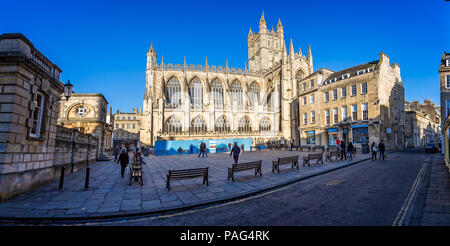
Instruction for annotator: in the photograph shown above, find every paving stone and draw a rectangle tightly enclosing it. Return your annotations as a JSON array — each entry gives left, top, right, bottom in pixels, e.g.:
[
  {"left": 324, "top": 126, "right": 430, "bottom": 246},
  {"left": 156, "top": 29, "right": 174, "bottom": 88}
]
[
  {"left": 142, "top": 200, "right": 162, "bottom": 209},
  {"left": 0, "top": 150, "right": 373, "bottom": 219}
]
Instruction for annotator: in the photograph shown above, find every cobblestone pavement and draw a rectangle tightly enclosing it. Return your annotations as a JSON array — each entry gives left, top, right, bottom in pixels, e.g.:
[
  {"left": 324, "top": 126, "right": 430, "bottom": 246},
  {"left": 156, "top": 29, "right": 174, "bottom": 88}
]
[
  {"left": 0, "top": 149, "right": 372, "bottom": 219},
  {"left": 419, "top": 155, "right": 450, "bottom": 226}
]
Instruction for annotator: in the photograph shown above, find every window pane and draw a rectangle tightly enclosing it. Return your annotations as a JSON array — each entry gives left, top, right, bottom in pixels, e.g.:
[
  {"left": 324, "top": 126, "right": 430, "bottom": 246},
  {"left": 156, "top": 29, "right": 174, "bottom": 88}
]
[
  {"left": 189, "top": 77, "right": 203, "bottom": 109},
  {"left": 212, "top": 79, "right": 224, "bottom": 108},
  {"left": 231, "top": 80, "right": 243, "bottom": 107},
  {"left": 166, "top": 77, "right": 182, "bottom": 108}
]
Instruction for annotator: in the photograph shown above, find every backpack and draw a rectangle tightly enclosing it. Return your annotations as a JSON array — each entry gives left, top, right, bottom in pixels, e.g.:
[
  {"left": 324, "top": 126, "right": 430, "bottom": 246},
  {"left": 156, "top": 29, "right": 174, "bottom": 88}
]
[{"left": 372, "top": 145, "right": 377, "bottom": 152}]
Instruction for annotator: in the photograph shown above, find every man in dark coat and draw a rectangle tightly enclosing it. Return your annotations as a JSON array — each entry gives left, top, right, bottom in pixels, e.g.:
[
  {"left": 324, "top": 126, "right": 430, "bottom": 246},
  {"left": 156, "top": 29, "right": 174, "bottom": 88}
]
[
  {"left": 340, "top": 139, "right": 347, "bottom": 160},
  {"left": 378, "top": 140, "right": 386, "bottom": 161},
  {"left": 117, "top": 149, "right": 129, "bottom": 178},
  {"left": 198, "top": 142, "right": 205, "bottom": 158},
  {"left": 230, "top": 142, "right": 241, "bottom": 164}
]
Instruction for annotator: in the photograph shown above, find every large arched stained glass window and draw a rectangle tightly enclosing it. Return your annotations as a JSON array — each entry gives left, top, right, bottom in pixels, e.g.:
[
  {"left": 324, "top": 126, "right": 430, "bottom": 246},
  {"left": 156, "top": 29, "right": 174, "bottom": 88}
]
[
  {"left": 231, "top": 80, "right": 243, "bottom": 107},
  {"left": 259, "top": 117, "right": 271, "bottom": 131},
  {"left": 215, "top": 115, "right": 230, "bottom": 133},
  {"left": 165, "top": 116, "right": 182, "bottom": 133},
  {"left": 211, "top": 79, "right": 224, "bottom": 109},
  {"left": 191, "top": 116, "right": 207, "bottom": 133},
  {"left": 165, "top": 77, "right": 182, "bottom": 109},
  {"left": 248, "top": 82, "right": 260, "bottom": 106},
  {"left": 238, "top": 116, "right": 251, "bottom": 132},
  {"left": 189, "top": 77, "right": 203, "bottom": 109}
]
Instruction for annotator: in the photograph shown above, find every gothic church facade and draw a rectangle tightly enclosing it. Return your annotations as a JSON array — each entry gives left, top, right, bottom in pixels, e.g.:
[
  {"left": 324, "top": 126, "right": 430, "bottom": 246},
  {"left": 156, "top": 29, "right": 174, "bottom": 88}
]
[{"left": 140, "top": 13, "right": 312, "bottom": 146}]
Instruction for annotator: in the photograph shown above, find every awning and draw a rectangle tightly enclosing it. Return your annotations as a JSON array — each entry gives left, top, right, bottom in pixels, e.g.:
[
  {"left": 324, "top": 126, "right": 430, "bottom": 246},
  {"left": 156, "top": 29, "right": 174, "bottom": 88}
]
[
  {"left": 352, "top": 125, "right": 368, "bottom": 129},
  {"left": 306, "top": 131, "right": 315, "bottom": 134},
  {"left": 326, "top": 128, "right": 338, "bottom": 132}
]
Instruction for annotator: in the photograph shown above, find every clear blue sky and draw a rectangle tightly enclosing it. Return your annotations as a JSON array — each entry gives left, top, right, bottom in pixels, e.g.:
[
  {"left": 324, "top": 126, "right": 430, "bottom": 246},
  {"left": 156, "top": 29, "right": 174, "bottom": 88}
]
[{"left": 1, "top": 0, "right": 448, "bottom": 112}]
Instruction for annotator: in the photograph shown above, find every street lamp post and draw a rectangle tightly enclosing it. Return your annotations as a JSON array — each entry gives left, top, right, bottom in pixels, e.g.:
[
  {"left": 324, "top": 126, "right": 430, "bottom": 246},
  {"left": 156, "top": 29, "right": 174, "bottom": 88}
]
[{"left": 47, "top": 80, "right": 74, "bottom": 150}]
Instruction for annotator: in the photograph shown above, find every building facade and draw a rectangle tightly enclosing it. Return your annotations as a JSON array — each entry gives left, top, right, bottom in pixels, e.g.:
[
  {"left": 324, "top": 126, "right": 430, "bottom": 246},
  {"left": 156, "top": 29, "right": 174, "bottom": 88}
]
[
  {"left": 141, "top": 14, "right": 313, "bottom": 146},
  {"left": 439, "top": 52, "right": 450, "bottom": 154},
  {"left": 58, "top": 93, "right": 113, "bottom": 153},
  {"left": 113, "top": 108, "right": 142, "bottom": 147},
  {"left": 0, "top": 33, "right": 65, "bottom": 200},
  {"left": 404, "top": 99, "right": 441, "bottom": 148},
  {"left": 297, "top": 52, "right": 405, "bottom": 150}
]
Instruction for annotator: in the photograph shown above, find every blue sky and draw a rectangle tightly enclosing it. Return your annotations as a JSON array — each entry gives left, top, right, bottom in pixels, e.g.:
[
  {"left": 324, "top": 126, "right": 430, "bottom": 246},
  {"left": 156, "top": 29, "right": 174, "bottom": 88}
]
[{"left": 1, "top": 0, "right": 448, "bottom": 112}]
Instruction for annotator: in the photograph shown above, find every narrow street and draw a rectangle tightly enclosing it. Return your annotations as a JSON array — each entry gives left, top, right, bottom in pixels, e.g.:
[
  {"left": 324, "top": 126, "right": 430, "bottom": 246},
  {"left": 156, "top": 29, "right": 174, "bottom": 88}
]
[{"left": 84, "top": 149, "right": 432, "bottom": 226}]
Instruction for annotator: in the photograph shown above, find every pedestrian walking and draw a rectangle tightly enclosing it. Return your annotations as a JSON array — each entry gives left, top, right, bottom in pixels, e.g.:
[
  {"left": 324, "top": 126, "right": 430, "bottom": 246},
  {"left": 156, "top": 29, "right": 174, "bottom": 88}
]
[
  {"left": 117, "top": 149, "right": 129, "bottom": 178},
  {"left": 230, "top": 142, "right": 241, "bottom": 164},
  {"left": 378, "top": 140, "right": 386, "bottom": 161},
  {"left": 189, "top": 144, "right": 193, "bottom": 154},
  {"left": 340, "top": 139, "right": 347, "bottom": 160},
  {"left": 241, "top": 143, "right": 245, "bottom": 152},
  {"left": 228, "top": 142, "right": 232, "bottom": 152},
  {"left": 198, "top": 142, "right": 206, "bottom": 158},
  {"left": 136, "top": 148, "right": 146, "bottom": 164},
  {"left": 336, "top": 138, "right": 340, "bottom": 147},
  {"left": 347, "top": 141, "right": 354, "bottom": 161},
  {"left": 114, "top": 145, "right": 120, "bottom": 161},
  {"left": 371, "top": 142, "right": 378, "bottom": 160}
]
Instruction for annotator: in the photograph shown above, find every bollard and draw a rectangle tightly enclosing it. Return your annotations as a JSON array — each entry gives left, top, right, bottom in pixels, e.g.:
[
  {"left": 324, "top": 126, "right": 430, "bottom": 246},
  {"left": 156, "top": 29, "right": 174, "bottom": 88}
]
[
  {"left": 84, "top": 167, "right": 90, "bottom": 189},
  {"left": 58, "top": 166, "right": 65, "bottom": 190}
]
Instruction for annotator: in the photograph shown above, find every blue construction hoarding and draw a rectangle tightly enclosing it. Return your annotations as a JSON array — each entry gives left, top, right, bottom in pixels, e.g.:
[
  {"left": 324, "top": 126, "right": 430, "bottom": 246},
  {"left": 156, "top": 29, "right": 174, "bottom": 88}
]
[{"left": 154, "top": 138, "right": 253, "bottom": 156}]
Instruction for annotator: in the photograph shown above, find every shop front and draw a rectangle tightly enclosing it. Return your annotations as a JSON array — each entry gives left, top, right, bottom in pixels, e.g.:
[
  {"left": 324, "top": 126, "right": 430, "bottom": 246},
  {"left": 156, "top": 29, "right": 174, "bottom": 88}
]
[
  {"left": 352, "top": 125, "right": 369, "bottom": 144},
  {"left": 326, "top": 128, "right": 338, "bottom": 146},
  {"left": 306, "top": 130, "right": 316, "bottom": 145}
]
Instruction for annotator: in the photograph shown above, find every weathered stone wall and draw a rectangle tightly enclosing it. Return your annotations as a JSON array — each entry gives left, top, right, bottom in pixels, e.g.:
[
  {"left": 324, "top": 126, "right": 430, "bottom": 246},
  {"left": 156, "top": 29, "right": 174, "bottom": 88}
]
[
  {"left": 54, "top": 125, "right": 98, "bottom": 171},
  {"left": 0, "top": 34, "right": 98, "bottom": 201}
]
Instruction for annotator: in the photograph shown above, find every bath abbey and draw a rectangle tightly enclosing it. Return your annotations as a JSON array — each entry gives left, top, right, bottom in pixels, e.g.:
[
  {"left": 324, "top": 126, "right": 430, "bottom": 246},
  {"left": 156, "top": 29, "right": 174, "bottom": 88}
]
[
  {"left": 140, "top": 13, "right": 406, "bottom": 150},
  {"left": 140, "top": 13, "right": 312, "bottom": 146}
]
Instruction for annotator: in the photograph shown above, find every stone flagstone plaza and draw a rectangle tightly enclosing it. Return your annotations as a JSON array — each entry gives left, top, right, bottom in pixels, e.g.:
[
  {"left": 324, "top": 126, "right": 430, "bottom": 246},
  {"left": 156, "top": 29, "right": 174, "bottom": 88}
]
[{"left": 0, "top": 149, "right": 372, "bottom": 219}]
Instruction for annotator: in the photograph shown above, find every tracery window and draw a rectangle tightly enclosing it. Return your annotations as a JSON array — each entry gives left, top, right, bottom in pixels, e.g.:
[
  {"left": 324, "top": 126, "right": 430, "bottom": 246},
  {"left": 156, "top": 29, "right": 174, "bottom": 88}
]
[
  {"left": 189, "top": 77, "right": 203, "bottom": 109},
  {"left": 211, "top": 79, "right": 224, "bottom": 109},
  {"left": 248, "top": 82, "right": 260, "bottom": 106},
  {"left": 165, "top": 116, "right": 182, "bottom": 133},
  {"left": 238, "top": 116, "right": 251, "bottom": 132},
  {"left": 191, "top": 116, "right": 207, "bottom": 133},
  {"left": 215, "top": 115, "right": 230, "bottom": 133},
  {"left": 231, "top": 80, "right": 243, "bottom": 108},
  {"left": 165, "top": 77, "right": 182, "bottom": 109},
  {"left": 259, "top": 117, "right": 271, "bottom": 132}
]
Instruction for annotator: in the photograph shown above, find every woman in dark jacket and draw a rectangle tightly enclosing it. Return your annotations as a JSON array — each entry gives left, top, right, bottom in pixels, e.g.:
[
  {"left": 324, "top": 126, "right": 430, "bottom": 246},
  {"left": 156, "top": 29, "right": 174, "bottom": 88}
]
[
  {"left": 371, "top": 142, "right": 378, "bottom": 160},
  {"left": 347, "top": 142, "right": 353, "bottom": 160},
  {"left": 117, "top": 149, "right": 129, "bottom": 178}
]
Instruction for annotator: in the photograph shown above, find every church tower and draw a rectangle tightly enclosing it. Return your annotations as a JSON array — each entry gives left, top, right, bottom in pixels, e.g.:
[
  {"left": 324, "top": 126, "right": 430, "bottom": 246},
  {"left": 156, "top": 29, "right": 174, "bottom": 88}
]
[{"left": 248, "top": 12, "right": 285, "bottom": 72}]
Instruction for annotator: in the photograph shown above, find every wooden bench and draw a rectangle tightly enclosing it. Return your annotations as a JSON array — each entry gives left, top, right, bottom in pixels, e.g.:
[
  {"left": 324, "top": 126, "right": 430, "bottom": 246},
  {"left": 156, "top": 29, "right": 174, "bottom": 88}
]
[
  {"left": 303, "top": 153, "right": 323, "bottom": 166},
  {"left": 272, "top": 156, "right": 299, "bottom": 173},
  {"left": 325, "top": 150, "right": 340, "bottom": 162},
  {"left": 312, "top": 146, "right": 325, "bottom": 152},
  {"left": 129, "top": 160, "right": 143, "bottom": 186},
  {"left": 227, "top": 160, "right": 262, "bottom": 182},
  {"left": 299, "top": 146, "right": 311, "bottom": 152},
  {"left": 166, "top": 167, "right": 209, "bottom": 191}
]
